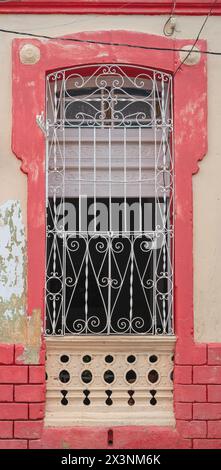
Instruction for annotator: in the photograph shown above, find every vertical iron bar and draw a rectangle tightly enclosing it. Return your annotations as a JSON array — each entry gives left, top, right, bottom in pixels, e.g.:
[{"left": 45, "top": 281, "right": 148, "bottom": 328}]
[
  {"left": 169, "top": 75, "right": 174, "bottom": 334},
  {"left": 129, "top": 241, "right": 134, "bottom": 333},
  {"left": 153, "top": 71, "right": 157, "bottom": 335},
  {"left": 45, "top": 76, "right": 49, "bottom": 334},
  {"left": 123, "top": 127, "right": 127, "bottom": 233},
  {"left": 85, "top": 236, "right": 89, "bottom": 333},
  {"left": 78, "top": 127, "right": 81, "bottom": 232},
  {"left": 62, "top": 72, "right": 66, "bottom": 335},
  {"left": 138, "top": 127, "right": 142, "bottom": 232},
  {"left": 108, "top": 128, "right": 112, "bottom": 333},
  {"left": 171, "top": 75, "right": 174, "bottom": 334},
  {"left": 109, "top": 127, "right": 112, "bottom": 232},
  {"left": 93, "top": 127, "right": 97, "bottom": 232},
  {"left": 107, "top": 235, "right": 111, "bottom": 335}
]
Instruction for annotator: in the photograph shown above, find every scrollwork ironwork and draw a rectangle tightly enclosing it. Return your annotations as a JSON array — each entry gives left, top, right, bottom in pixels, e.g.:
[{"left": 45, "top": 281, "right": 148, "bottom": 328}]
[{"left": 45, "top": 64, "right": 174, "bottom": 336}]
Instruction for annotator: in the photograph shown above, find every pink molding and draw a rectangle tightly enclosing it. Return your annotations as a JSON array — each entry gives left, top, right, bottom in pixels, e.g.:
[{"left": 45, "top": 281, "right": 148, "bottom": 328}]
[{"left": 1, "top": 1, "right": 221, "bottom": 15}]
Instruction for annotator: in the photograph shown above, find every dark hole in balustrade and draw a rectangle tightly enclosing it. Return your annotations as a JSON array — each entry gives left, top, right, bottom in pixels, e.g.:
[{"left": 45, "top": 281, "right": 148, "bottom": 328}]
[
  {"left": 105, "top": 355, "right": 114, "bottom": 364},
  {"left": 81, "top": 370, "right": 93, "bottom": 384},
  {"left": 59, "top": 370, "right": 70, "bottom": 384},
  {"left": 126, "top": 370, "right": 137, "bottom": 384},
  {"left": 104, "top": 370, "right": 115, "bottom": 384},
  {"left": 60, "top": 354, "right": 69, "bottom": 363},
  {"left": 149, "top": 355, "right": 158, "bottom": 363},
  {"left": 61, "top": 390, "right": 68, "bottom": 406},
  {"left": 148, "top": 369, "right": 159, "bottom": 384},
  {"left": 82, "top": 355, "right": 92, "bottom": 363},
  {"left": 83, "top": 389, "right": 91, "bottom": 405},
  {"left": 127, "top": 355, "right": 136, "bottom": 364}
]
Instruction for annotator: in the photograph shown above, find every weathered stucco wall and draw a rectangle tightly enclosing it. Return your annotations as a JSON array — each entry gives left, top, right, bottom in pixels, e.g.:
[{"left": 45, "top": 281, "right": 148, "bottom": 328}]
[
  {"left": 0, "top": 14, "right": 220, "bottom": 342},
  {"left": 0, "top": 200, "right": 26, "bottom": 329}
]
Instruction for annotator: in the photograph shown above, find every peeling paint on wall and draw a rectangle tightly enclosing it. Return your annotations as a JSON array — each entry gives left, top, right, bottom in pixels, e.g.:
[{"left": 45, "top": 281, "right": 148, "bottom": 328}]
[
  {"left": 15, "top": 308, "right": 42, "bottom": 364},
  {"left": 0, "top": 200, "right": 42, "bottom": 362},
  {"left": 0, "top": 199, "right": 26, "bottom": 320}
]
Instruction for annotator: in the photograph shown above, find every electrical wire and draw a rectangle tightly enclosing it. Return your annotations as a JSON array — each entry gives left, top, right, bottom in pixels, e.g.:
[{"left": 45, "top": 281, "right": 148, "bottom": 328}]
[
  {"left": 174, "top": 0, "right": 218, "bottom": 74},
  {"left": 0, "top": 1, "right": 220, "bottom": 67},
  {"left": 0, "top": 27, "right": 219, "bottom": 55}
]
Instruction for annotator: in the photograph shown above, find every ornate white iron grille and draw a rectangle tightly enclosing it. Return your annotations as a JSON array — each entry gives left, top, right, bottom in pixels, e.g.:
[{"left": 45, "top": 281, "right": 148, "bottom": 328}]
[{"left": 45, "top": 64, "right": 174, "bottom": 336}]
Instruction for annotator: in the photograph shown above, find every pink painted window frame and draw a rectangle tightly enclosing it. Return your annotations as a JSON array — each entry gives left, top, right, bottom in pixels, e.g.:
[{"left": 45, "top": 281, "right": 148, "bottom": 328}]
[{"left": 12, "top": 29, "right": 207, "bottom": 365}]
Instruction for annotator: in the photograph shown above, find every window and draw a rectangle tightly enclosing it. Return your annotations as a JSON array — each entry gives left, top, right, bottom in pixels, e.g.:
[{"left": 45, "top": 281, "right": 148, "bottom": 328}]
[
  {"left": 12, "top": 30, "right": 207, "bottom": 429},
  {"left": 46, "top": 64, "right": 174, "bottom": 336}
]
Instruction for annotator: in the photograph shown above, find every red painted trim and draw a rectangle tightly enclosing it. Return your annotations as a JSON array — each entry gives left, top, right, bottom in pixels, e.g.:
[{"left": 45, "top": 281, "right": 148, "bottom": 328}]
[
  {"left": 29, "top": 426, "right": 191, "bottom": 449},
  {"left": 1, "top": 1, "right": 221, "bottom": 15},
  {"left": 12, "top": 30, "right": 207, "bottom": 446}
]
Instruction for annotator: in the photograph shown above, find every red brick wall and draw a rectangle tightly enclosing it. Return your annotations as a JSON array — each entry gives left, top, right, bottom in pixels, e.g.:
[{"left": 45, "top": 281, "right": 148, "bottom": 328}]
[
  {"left": 175, "top": 344, "right": 221, "bottom": 449},
  {"left": 0, "top": 344, "right": 45, "bottom": 449},
  {"left": 1, "top": 342, "right": 221, "bottom": 449}
]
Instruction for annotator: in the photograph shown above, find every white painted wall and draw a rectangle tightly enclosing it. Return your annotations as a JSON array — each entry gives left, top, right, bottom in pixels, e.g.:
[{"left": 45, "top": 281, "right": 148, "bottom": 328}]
[{"left": 0, "top": 14, "right": 220, "bottom": 342}]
